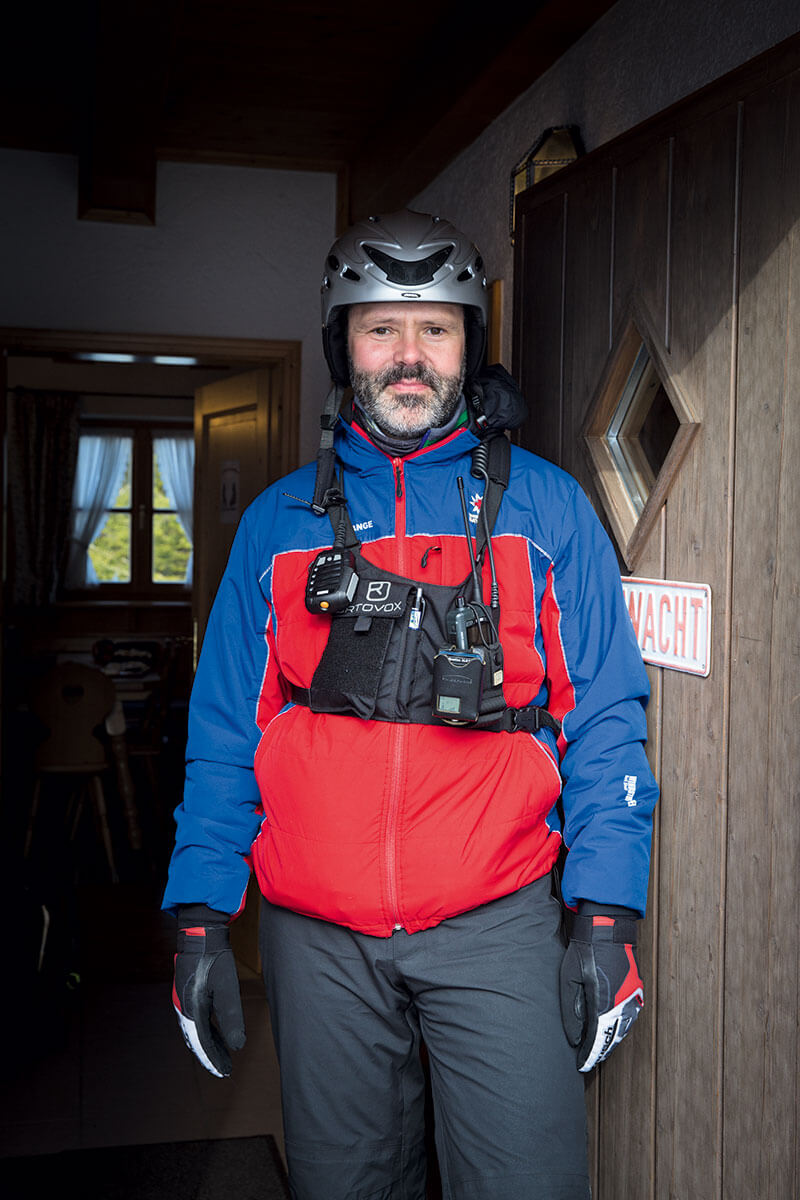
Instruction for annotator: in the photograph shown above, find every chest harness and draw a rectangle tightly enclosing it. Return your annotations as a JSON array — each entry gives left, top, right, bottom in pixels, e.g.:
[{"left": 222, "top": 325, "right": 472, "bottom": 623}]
[{"left": 290, "top": 432, "right": 561, "bottom": 738}]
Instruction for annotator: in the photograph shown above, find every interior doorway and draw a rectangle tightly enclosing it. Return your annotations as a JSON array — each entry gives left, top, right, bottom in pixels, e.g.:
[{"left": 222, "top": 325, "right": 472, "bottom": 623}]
[{"left": 1, "top": 327, "right": 300, "bottom": 877}]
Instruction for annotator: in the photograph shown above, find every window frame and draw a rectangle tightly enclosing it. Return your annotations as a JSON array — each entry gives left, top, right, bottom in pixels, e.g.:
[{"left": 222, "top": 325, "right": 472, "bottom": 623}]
[
  {"left": 581, "top": 306, "right": 701, "bottom": 571},
  {"left": 69, "top": 417, "right": 194, "bottom": 600}
]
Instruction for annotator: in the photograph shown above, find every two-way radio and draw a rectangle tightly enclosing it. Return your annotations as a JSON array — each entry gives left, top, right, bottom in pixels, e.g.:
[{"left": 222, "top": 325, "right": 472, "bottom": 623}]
[
  {"left": 432, "top": 475, "right": 504, "bottom": 725},
  {"left": 305, "top": 547, "right": 359, "bottom": 613},
  {"left": 302, "top": 489, "right": 360, "bottom": 614}
]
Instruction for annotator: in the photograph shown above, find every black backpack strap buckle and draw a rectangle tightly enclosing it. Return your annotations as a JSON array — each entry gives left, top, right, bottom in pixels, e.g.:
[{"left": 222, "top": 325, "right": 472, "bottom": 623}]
[{"left": 508, "top": 706, "right": 562, "bottom": 736}]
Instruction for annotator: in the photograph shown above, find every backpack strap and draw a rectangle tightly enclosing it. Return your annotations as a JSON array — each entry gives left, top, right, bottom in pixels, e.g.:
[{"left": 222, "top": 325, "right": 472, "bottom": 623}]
[
  {"left": 488, "top": 705, "right": 562, "bottom": 736},
  {"left": 323, "top": 469, "right": 360, "bottom": 551},
  {"left": 311, "top": 384, "right": 346, "bottom": 514},
  {"left": 472, "top": 433, "right": 510, "bottom": 560},
  {"left": 469, "top": 435, "right": 562, "bottom": 738}
]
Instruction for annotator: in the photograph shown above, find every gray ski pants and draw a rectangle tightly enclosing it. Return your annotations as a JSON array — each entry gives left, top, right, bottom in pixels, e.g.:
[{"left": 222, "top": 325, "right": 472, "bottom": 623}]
[{"left": 259, "top": 877, "right": 590, "bottom": 1200}]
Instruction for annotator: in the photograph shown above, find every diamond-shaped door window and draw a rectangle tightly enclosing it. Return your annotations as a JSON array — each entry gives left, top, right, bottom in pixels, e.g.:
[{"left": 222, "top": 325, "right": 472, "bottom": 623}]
[
  {"left": 583, "top": 315, "right": 699, "bottom": 569},
  {"left": 606, "top": 342, "right": 681, "bottom": 517}
]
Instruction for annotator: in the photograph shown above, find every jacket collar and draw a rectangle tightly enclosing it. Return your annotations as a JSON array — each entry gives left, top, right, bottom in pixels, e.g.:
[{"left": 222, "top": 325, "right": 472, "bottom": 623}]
[{"left": 334, "top": 411, "right": 479, "bottom": 472}]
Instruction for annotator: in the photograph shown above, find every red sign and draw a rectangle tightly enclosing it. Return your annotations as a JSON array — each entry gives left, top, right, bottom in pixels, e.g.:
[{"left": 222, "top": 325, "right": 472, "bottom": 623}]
[{"left": 621, "top": 577, "right": 711, "bottom": 677}]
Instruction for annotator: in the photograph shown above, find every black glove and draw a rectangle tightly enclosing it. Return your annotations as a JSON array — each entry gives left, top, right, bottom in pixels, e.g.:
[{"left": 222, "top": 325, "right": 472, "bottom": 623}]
[
  {"left": 559, "top": 902, "right": 644, "bottom": 1073},
  {"left": 172, "top": 905, "right": 245, "bottom": 1077}
]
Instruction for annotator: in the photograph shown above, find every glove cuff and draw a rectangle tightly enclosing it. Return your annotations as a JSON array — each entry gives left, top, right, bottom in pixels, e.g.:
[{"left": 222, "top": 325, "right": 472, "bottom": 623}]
[
  {"left": 177, "top": 904, "right": 231, "bottom": 929},
  {"left": 176, "top": 924, "right": 233, "bottom": 956},
  {"left": 571, "top": 910, "right": 639, "bottom": 946}
]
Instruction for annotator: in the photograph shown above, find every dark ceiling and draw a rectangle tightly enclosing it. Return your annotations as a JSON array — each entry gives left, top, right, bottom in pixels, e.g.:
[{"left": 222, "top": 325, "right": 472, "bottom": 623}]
[{"left": 2, "top": 0, "right": 614, "bottom": 224}]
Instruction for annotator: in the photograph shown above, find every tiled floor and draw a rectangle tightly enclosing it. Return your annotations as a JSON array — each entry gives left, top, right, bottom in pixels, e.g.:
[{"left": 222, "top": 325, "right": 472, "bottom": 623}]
[{"left": 0, "top": 873, "right": 285, "bottom": 1165}]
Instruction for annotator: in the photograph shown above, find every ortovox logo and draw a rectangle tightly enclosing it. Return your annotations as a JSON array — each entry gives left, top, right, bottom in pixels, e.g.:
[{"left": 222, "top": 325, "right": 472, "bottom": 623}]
[
  {"left": 366, "top": 581, "right": 392, "bottom": 602},
  {"left": 345, "top": 578, "right": 404, "bottom": 617},
  {"left": 623, "top": 774, "right": 638, "bottom": 807},
  {"left": 469, "top": 492, "right": 483, "bottom": 525}
]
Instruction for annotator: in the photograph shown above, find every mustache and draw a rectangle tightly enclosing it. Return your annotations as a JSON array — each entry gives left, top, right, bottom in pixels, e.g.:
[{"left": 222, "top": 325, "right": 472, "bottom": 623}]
[{"left": 375, "top": 362, "right": 442, "bottom": 390}]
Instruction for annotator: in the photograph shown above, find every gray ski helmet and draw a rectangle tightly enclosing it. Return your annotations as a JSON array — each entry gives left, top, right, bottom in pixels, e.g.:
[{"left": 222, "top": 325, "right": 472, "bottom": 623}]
[{"left": 321, "top": 209, "right": 489, "bottom": 387}]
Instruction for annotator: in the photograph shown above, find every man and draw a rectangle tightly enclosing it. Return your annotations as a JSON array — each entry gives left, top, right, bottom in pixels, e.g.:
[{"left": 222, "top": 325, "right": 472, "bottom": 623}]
[{"left": 164, "top": 210, "right": 658, "bottom": 1200}]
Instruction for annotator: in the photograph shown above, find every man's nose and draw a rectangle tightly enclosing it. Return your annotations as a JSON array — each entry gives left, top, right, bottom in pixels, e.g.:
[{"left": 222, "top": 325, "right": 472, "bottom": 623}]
[{"left": 393, "top": 330, "right": 423, "bottom": 364}]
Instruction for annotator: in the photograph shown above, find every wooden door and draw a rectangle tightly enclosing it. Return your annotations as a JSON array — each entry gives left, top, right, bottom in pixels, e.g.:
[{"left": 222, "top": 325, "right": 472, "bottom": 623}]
[
  {"left": 193, "top": 365, "right": 298, "bottom": 972},
  {"left": 513, "top": 32, "right": 800, "bottom": 1200},
  {"left": 193, "top": 365, "right": 296, "bottom": 659}
]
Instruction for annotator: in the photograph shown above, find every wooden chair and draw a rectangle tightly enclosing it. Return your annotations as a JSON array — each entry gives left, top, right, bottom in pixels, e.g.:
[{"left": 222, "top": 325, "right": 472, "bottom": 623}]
[
  {"left": 122, "top": 639, "right": 175, "bottom": 795},
  {"left": 25, "top": 662, "right": 121, "bottom": 881}
]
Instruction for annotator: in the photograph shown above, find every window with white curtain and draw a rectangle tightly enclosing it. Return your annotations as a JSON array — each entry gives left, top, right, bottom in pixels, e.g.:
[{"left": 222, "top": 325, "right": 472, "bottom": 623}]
[{"left": 68, "top": 425, "right": 194, "bottom": 594}]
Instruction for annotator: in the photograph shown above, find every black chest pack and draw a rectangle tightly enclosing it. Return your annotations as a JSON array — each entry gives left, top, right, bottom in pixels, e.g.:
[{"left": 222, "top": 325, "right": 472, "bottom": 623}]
[{"left": 290, "top": 435, "right": 560, "bottom": 738}]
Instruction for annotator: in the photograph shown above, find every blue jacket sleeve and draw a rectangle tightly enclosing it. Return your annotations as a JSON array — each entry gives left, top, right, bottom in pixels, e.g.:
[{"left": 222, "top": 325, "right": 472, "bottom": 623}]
[
  {"left": 162, "top": 504, "right": 275, "bottom": 915},
  {"left": 548, "top": 484, "right": 658, "bottom": 917}
]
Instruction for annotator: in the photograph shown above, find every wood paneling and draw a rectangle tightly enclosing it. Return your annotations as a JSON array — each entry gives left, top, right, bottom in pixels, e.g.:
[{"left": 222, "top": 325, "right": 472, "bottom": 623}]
[
  {"left": 513, "top": 38, "right": 800, "bottom": 1200},
  {"left": 612, "top": 139, "right": 671, "bottom": 348},
  {"left": 658, "top": 97, "right": 740, "bottom": 1200},
  {"left": 512, "top": 192, "right": 565, "bottom": 465},
  {"left": 724, "top": 70, "right": 800, "bottom": 1198},
  {"left": 560, "top": 169, "right": 614, "bottom": 492},
  {"left": 594, "top": 119, "right": 674, "bottom": 1200}
]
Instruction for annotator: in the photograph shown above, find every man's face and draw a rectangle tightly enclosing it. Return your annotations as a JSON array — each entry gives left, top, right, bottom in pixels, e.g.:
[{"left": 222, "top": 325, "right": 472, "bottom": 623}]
[{"left": 347, "top": 302, "right": 466, "bottom": 439}]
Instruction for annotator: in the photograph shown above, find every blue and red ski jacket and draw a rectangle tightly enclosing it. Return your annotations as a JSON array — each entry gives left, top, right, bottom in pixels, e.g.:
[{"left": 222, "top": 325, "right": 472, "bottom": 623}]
[{"left": 163, "top": 416, "right": 657, "bottom": 935}]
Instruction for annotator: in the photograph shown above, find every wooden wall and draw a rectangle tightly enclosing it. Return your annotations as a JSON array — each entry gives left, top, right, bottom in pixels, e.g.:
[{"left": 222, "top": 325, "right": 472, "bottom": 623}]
[{"left": 513, "top": 33, "right": 800, "bottom": 1200}]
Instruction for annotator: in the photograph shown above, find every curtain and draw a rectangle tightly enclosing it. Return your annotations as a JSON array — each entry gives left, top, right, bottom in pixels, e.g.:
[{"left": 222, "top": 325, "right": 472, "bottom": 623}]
[
  {"left": 66, "top": 434, "right": 130, "bottom": 588},
  {"left": 154, "top": 433, "right": 194, "bottom": 583},
  {"left": 7, "top": 389, "right": 80, "bottom": 606}
]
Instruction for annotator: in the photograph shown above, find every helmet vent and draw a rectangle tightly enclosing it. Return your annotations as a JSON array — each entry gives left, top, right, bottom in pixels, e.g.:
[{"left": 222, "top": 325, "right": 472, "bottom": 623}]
[
  {"left": 342, "top": 267, "right": 361, "bottom": 281},
  {"left": 327, "top": 255, "right": 340, "bottom": 270},
  {"left": 457, "top": 256, "right": 484, "bottom": 283},
  {"left": 365, "top": 245, "right": 452, "bottom": 286}
]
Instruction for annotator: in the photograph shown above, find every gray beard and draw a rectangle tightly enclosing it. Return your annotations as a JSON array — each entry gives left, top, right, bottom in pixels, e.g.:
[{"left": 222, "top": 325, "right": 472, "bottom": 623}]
[{"left": 348, "top": 355, "right": 466, "bottom": 439}]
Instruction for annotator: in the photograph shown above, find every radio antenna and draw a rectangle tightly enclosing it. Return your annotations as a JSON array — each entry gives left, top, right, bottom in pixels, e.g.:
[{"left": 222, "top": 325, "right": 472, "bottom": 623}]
[
  {"left": 457, "top": 476, "right": 483, "bottom": 602},
  {"left": 471, "top": 459, "right": 500, "bottom": 613}
]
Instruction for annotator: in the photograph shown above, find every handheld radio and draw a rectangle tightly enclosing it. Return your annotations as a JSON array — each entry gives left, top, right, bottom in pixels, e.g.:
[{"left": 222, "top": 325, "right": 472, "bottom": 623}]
[
  {"left": 432, "top": 476, "right": 503, "bottom": 725},
  {"left": 303, "top": 489, "right": 360, "bottom": 614},
  {"left": 305, "top": 547, "right": 359, "bottom": 613}
]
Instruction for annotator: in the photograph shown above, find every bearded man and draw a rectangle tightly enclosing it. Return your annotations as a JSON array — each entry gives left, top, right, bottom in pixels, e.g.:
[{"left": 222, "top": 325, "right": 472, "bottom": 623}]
[{"left": 164, "top": 210, "right": 657, "bottom": 1200}]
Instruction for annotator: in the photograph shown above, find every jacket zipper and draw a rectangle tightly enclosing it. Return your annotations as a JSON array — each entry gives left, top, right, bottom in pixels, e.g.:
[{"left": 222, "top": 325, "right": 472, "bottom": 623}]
[
  {"left": 392, "top": 459, "right": 409, "bottom": 575},
  {"left": 385, "top": 720, "right": 405, "bottom": 930},
  {"left": 394, "top": 459, "right": 403, "bottom": 500},
  {"left": 386, "top": 457, "right": 408, "bottom": 929}
]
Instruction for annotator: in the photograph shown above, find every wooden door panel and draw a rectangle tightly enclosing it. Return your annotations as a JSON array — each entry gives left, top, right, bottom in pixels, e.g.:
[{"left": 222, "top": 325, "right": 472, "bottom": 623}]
[
  {"left": 592, "top": 135, "right": 672, "bottom": 1200},
  {"left": 612, "top": 139, "right": 671, "bottom": 346},
  {"left": 723, "top": 71, "right": 800, "bottom": 1199},
  {"left": 513, "top": 36, "right": 800, "bottom": 1200},
  {"left": 194, "top": 367, "right": 277, "bottom": 657},
  {"left": 513, "top": 191, "right": 565, "bottom": 465},
  {"left": 762, "top": 210, "right": 800, "bottom": 1199},
  {"left": 651, "top": 99, "right": 740, "bottom": 1200},
  {"left": 561, "top": 168, "right": 614, "bottom": 494},
  {"left": 600, "top": 143, "right": 671, "bottom": 1199}
]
